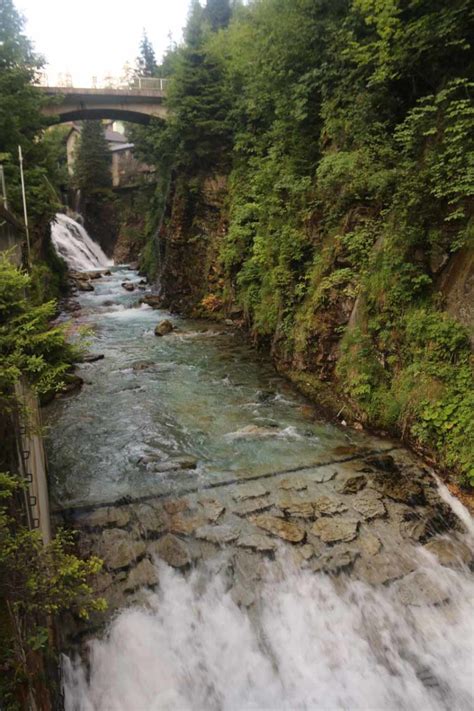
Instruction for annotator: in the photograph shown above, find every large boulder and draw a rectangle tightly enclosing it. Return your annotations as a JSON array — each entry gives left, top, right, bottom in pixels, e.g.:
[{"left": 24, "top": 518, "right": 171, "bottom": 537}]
[{"left": 154, "top": 320, "right": 174, "bottom": 337}]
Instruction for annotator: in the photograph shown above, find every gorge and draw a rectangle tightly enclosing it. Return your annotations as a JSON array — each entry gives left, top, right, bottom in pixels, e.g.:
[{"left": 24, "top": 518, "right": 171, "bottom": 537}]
[{"left": 44, "top": 262, "right": 473, "bottom": 711}]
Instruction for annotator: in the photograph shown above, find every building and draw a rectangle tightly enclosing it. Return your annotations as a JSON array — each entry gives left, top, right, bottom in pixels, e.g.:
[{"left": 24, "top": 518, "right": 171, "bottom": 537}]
[{"left": 65, "top": 121, "right": 154, "bottom": 188}]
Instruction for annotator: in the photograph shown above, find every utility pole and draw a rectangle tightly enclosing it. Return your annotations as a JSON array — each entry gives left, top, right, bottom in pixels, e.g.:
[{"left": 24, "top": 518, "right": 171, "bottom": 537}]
[
  {"left": 0, "top": 164, "right": 7, "bottom": 209},
  {"left": 18, "top": 145, "right": 31, "bottom": 263}
]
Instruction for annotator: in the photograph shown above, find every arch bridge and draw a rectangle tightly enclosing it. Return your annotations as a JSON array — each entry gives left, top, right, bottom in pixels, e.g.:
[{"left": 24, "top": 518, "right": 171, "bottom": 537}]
[{"left": 40, "top": 80, "right": 168, "bottom": 125}]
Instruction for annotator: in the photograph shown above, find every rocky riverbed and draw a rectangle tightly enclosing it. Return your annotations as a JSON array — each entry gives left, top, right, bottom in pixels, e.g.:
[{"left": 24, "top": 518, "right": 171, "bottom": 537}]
[{"left": 45, "top": 268, "right": 474, "bottom": 710}]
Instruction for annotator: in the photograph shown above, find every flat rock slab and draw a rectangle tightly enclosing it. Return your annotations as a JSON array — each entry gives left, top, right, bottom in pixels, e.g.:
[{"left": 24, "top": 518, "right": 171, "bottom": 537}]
[
  {"left": 124, "top": 559, "right": 158, "bottom": 591},
  {"left": 237, "top": 533, "right": 276, "bottom": 552},
  {"left": 311, "top": 518, "right": 359, "bottom": 544},
  {"left": 77, "top": 506, "right": 130, "bottom": 529},
  {"left": 148, "top": 534, "right": 191, "bottom": 568},
  {"left": 423, "top": 538, "right": 473, "bottom": 568},
  {"left": 278, "top": 476, "right": 308, "bottom": 491},
  {"left": 352, "top": 490, "right": 386, "bottom": 520},
  {"left": 233, "top": 482, "right": 270, "bottom": 501},
  {"left": 358, "top": 532, "right": 382, "bottom": 556},
  {"left": 195, "top": 524, "right": 241, "bottom": 545},
  {"left": 250, "top": 514, "right": 305, "bottom": 543},
  {"left": 232, "top": 496, "right": 272, "bottom": 516},
  {"left": 336, "top": 475, "right": 367, "bottom": 495},
  {"left": 353, "top": 553, "right": 414, "bottom": 586},
  {"left": 275, "top": 494, "right": 314, "bottom": 519},
  {"left": 133, "top": 503, "right": 166, "bottom": 534},
  {"left": 371, "top": 474, "right": 425, "bottom": 506},
  {"left": 393, "top": 571, "right": 449, "bottom": 606},
  {"left": 313, "top": 496, "right": 348, "bottom": 516},
  {"left": 98, "top": 529, "right": 146, "bottom": 570},
  {"left": 168, "top": 514, "right": 207, "bottom": 536},
  {"left": 311, "top": 548, "right": 358, "bottom": 574},
  {"left": 198, "top": 498, "right": 225, "bottom": 522}
]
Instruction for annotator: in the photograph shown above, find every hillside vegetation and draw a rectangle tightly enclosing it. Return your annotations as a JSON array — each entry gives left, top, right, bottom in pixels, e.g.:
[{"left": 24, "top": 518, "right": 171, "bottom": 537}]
[{"left": 135, "top": 0, "right": 474, "bottom": 484}]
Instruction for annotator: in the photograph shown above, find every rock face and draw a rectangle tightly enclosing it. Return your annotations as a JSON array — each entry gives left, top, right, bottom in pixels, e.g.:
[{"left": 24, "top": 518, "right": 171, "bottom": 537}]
[
  {"left": 142, "top": 294, "right": 163, "bottom": 309},
  {"left": 195, "top": 524, "right": 241, "bottom": 544},
  {"left": 313, "top": 496, "right": 348, "bottom": 516},
  {"left": 250, "top": 514, "right": 305, "bottom": 542},
  {"left": 124, "top": 559, "right": 158, "bottom": 591},
  {"left": 154, "top": 319, "right": 174, "bottom": 336}
]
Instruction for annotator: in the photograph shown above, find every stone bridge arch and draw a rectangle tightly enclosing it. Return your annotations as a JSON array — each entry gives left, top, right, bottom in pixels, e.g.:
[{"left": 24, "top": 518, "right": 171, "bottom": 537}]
[{"left": 40, "top": 86, "right": 168, "bottom": 125}]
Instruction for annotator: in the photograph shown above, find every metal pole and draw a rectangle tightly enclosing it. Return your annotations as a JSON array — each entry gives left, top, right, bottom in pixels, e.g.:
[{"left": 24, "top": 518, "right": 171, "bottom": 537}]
[
  {"left": 0, "top": 164, "right": 7, "bottom": 209},
  {"left": 18, "top": 145, "right": 31, "bottom": 263}
]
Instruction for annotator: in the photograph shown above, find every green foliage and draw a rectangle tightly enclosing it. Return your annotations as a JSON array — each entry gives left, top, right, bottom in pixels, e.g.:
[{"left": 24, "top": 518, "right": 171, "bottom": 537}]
[
  {"left": 137, "top": 0, "right": 474, "bottom": 482},
  {"left": 74, "top": 121, "right": 112, "bottom": 195},
  {"left": 136, "top": 30, "right": 157, "bottom": 77},
  {"left": 0, "top": 472, "right": 105, "bottom": 707},
  {"left": 0, "top": 253, "right": 77, "bottom": 404}
]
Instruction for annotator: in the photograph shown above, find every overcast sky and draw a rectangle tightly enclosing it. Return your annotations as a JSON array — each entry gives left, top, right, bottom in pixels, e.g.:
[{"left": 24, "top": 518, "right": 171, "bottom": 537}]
[{"left": 18, "top": 0, "right": 192, "bottom": 86}]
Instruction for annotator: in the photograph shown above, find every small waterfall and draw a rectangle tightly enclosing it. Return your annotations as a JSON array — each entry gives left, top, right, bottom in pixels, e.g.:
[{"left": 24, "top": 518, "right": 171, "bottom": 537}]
[{"left": 51, "top": 213, "right": 113, "bottom": 272}]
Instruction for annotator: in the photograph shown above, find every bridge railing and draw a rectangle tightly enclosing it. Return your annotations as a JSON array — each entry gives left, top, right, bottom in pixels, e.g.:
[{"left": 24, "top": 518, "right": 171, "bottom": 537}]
[
  {"left": 131, "top": 77, "right": 169, "bottom": 92},
  {"left": 37, "top": 71, "right": 169, "bottom": 92}
]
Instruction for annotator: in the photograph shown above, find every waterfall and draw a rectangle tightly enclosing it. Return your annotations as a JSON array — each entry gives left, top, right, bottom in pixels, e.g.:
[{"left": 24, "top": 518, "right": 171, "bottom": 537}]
[{"left": 51, "top": 213, "right": 113, "bottom": 272}]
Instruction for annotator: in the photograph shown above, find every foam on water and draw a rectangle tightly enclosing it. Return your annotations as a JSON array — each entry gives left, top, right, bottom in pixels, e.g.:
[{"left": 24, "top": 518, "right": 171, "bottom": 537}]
[
  {"left": 51, "top": 214, "right": 113, "bottom": 272},
  {"left": 63, "top": 543, "right": 473, "bottom": 711}
]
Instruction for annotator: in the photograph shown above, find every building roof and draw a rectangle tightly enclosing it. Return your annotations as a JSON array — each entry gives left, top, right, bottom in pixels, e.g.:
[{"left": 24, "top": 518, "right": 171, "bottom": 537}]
[
  {"left": 109, "top": 142, "right": 134, "bottom": 153},
  {"left": 104, "top": 128, "right": 127, "bottom": 144}
]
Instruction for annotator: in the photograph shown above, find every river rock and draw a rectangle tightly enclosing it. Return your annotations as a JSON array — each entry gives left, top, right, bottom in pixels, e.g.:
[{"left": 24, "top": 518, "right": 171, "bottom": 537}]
[
  {"left": 154, "top": 320, "right": 174, "bottom": 336},
  {"left": 232, "top": 495, "right": 272, "bottom": 516},
  {"left": 133, "top": 503, "right": 166, "bottom": 534},
  {"left": 77, "top": 506, "right": 130, "bottom": 529},
  {"left": 358, "top": 531, "right": 382, "bottom": 556},
  {"left": 371, "top": 473, "right": 425, "bottom": 506},
  {"left": 148, "top": 534, "right": 191, "bottom": 568},
  {"left": 311, "top": 518, "right": 358, "bottom": 543},
  {"left": 399, "top": 516, "right": 429, "bottom": 541},
  {"left": 233, "top": 482, "right": 270, "bottom": 501},
  {"left": 423, "top": 538, "right": 472, "bottom": 568},
  {"left": 250, "top": 514, "right": 305, "bottom": 543},
  {"left": 393, "top": 571, "right": 449, "bottom": 606},
  {"left": 81, "top": 353, "right": 105, "bottom": 363},
  {"left": 226, "top": 425, "right": 281, "bottom": 440},
  {"left": 122, "top": 281, "right": 135, "bottom": 291},
  {"left": 313, "top": 496, "right": 348, "bottom": 516},
  {"left": 124, "top": 558, "right": 158, "bottom": 591},
  {"left": 278, "top": 476, "right": 308, "bottom": 491},
  {"left": 171, "top": 455, "right": 198, "bottom": 470},
  {"left": 164, "top": 499, "right": 189, "bottom": 515},
  {"left": 98, "top": 529, "right": 146, "bottom": 570},
  {"left": 198, "top": 498, "right": 225, "bottom": 522},
  {"left": 311, "top": 548, "right": 358, "bottom": 574},
  {"left": 353, "top": 553, "right": 414, "bottom": 585},
  {"left": 195, "top": 524, "right": 241, "bottom": 544},
  {"left": 337, "top": 475, "right": 367, "bottom": 495},
  {"left": 168, "top": 513, "right": 207, "bottom": 536},
  {"left": 352, "top": 490, "right": 386, "bottom": 520},
  {"left": 230, "top": 583, "right": 255, "bottom": 608},
  {"left": 142, "top": 294, "right": 162, "bottom": 309},
  {"left": 276, "top": 494, "right": 314, "bottom": 519},
  {"left": 76, "top": 280, "right": 94, "bottom": 292},
  {"left": 237, "top": 533, "right": 276, "bottom": 552}
]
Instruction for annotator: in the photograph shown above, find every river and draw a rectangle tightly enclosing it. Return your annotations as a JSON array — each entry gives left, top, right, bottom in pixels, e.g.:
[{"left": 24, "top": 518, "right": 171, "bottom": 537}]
[{"left": 44, "top": 265, "right": 474, "bottom": 711}]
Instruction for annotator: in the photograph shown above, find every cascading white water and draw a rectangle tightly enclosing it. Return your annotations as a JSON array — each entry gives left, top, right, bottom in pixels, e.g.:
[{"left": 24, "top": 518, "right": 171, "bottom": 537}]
[
  {"left": 62, "top": 547, "right": 473, "bottom": 711},
  {"left": 51, "top": 213, "right": 113, "bottom": 272}
]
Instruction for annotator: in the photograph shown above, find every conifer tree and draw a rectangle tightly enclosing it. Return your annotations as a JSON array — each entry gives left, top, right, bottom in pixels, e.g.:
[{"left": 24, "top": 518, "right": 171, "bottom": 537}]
[
  {"left": 137, "top": 30, "right": 157, "bottom": 77},
  {"left": 74, "top": 122, "right": 111, "bottom": 194},
  {"left": 204, "top": 0, "right": 232, "bottom": 31}
]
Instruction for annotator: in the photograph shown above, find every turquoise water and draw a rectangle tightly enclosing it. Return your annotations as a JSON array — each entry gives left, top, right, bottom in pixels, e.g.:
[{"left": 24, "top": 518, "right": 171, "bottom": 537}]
[{"left": 45, "top": 267, "right": 371, "bottom": 509}]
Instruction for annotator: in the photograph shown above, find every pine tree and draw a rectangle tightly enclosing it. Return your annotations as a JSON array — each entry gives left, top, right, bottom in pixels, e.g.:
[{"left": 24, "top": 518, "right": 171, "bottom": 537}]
[
  {"left": 74, "top": 122, "right": 111, "bottom": 194},
  {"left": 136, "top": 30, "right": 157, "bottom": 77},
  {"left": 204, "top": 0, "right": 232, "bottom": 31}
]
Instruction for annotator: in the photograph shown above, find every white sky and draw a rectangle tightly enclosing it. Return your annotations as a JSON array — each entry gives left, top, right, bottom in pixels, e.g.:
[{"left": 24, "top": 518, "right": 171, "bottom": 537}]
[{"left": 18, "top": 0, "right": 192, "bottom": 87}]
